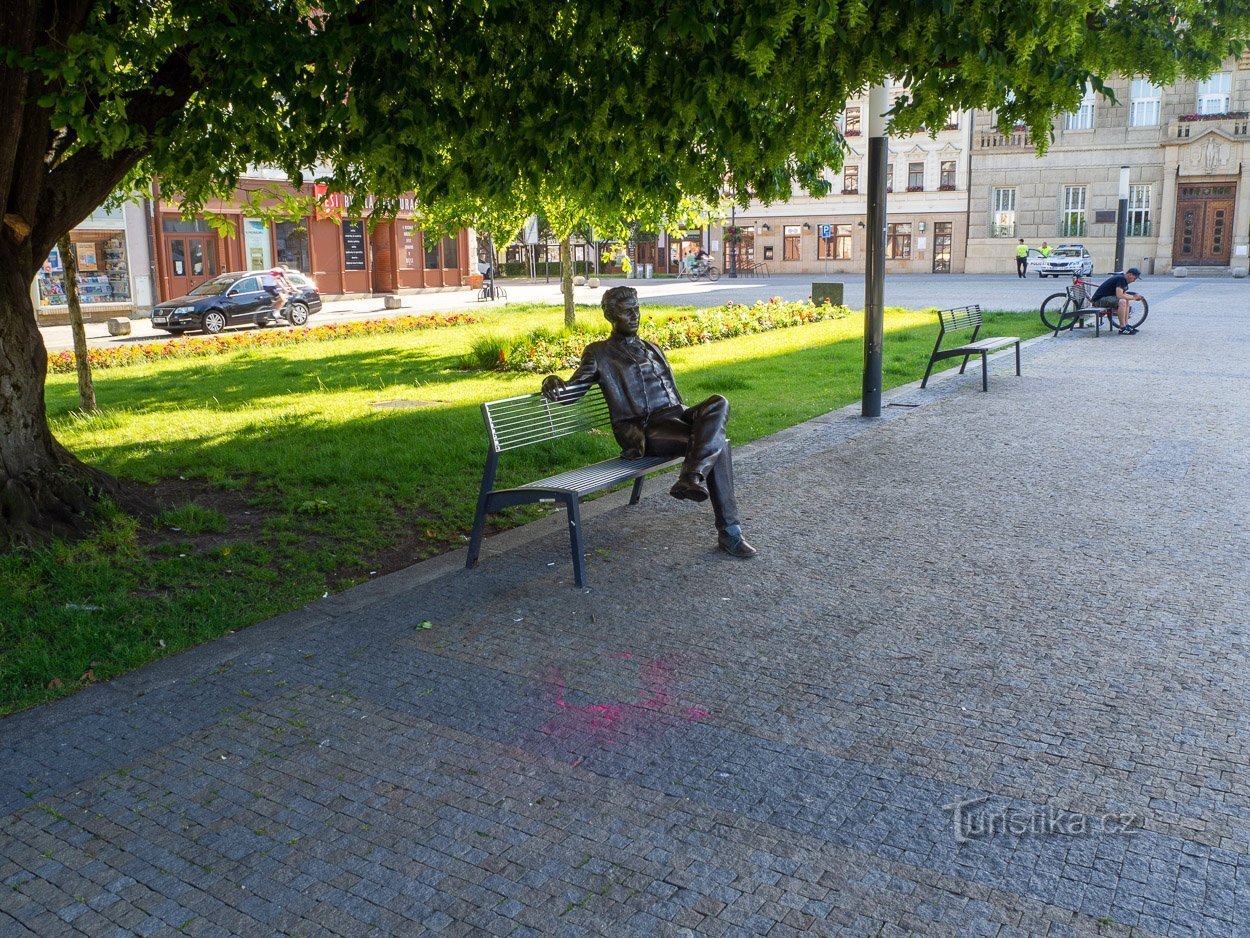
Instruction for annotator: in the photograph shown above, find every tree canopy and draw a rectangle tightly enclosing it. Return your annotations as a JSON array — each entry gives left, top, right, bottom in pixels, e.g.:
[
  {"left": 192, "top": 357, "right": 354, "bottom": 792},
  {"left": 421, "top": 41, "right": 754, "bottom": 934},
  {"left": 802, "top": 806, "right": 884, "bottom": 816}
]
[{"left": 1, "top": 0, "right": 1247, "bottom": 541}]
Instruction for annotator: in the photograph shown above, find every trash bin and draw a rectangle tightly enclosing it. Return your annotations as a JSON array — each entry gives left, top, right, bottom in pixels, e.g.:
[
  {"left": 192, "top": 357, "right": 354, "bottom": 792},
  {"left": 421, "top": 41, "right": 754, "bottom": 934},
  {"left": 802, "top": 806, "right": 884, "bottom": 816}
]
[
  {"left": 1140, "top": 257, "right": 1154, "bottom": 275},
  {"left": 643, "top": 263, "right": 654, "bottom": 279},
  {"left": 812, "top": 282, "right": 844, "bottom": 306}
]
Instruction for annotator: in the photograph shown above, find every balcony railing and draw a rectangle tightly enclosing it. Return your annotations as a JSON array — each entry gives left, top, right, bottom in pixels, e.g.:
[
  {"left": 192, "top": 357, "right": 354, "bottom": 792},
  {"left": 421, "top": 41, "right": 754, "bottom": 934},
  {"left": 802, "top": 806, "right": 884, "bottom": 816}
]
[
  {"left": 977, "top": 129, "right": 1032, "bottom": 149},
  {"left": 1172, "top": 115, "right": 1249, "bottom": 138}
]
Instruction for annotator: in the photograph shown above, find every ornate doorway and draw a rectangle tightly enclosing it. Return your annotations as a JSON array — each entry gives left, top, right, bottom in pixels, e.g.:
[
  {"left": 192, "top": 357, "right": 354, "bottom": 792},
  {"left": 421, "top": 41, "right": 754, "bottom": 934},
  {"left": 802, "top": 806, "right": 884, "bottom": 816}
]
[{"left": 1173, "top": 181, "right": 1236, "bottom": 267}]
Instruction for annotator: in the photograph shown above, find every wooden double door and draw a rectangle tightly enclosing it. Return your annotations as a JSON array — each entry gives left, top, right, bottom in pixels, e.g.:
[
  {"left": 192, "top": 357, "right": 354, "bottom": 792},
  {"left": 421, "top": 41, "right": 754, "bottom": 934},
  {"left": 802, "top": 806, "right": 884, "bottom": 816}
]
[{"left": 1173, "top": 182, "right": 1235, "bottom": 267}]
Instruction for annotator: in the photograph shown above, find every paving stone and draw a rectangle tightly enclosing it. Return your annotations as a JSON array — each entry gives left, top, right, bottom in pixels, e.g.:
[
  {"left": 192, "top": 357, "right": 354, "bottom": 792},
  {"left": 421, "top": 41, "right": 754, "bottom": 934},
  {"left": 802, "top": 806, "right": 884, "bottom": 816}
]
[{"left": 2, "top": 312, "right": 1249, "bottom": 934}]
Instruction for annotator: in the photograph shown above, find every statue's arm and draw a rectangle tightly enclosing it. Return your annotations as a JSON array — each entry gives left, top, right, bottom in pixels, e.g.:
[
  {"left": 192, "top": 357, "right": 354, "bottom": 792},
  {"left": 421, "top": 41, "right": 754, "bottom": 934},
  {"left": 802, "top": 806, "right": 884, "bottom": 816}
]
[{"left": 541, "top": 348, "right": 598, "bottom": 402}]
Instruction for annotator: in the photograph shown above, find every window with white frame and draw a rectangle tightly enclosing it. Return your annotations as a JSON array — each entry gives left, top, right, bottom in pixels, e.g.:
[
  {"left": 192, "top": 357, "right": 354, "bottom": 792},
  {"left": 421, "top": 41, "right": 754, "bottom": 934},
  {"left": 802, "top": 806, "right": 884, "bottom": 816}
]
[
  {"left": 907, "top": 162, "right": 925, "bottom": 191},
  {"left": 1064, "top": 85, "right": 1096, "bottom": 130},
  {"left": 1197, "top": 72, "right": 1232, "bottom": 115},
  {"left": 843, "top": 107, "right": 862, "bottom": 136},
  {"left": 940, "top": 160, "right": 957, "bottom": 190},
  {"left": 1127, "top": 185, "right": 1151, "bottom": 237},
  {"left": 1129, "top": 80, "right": 1161, "bottom": 127},
  {"left": 990, "top": 187, "right": 1016, "bottom": 238},
  {"left": 1061, "top": 186, "right": 1087, "bottom": 238}
]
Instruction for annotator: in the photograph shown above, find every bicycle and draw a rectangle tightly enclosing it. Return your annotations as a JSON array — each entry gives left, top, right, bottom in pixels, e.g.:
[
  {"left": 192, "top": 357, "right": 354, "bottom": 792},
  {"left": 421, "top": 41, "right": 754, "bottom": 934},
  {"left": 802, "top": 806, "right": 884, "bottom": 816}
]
[
  {"left": 1039, "top": 276, "right": 1148, "bottom": 335},
  {"left": 677, "top": 262, "right": 721, "bottom": 282}
]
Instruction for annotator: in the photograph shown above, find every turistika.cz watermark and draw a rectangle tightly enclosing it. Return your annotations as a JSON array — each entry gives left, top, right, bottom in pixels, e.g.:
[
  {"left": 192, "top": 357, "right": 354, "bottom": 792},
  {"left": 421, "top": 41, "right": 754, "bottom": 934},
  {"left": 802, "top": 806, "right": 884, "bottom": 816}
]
[{"left": 943, "top": 796, "right": 1141, "bottom": 844}]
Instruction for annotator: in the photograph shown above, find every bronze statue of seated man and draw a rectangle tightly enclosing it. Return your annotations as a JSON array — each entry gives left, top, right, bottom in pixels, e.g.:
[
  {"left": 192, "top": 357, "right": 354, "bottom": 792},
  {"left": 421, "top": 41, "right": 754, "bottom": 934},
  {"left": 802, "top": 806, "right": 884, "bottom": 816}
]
[{"left": 540, "top": 285, "right": 756, "bottom": 558}]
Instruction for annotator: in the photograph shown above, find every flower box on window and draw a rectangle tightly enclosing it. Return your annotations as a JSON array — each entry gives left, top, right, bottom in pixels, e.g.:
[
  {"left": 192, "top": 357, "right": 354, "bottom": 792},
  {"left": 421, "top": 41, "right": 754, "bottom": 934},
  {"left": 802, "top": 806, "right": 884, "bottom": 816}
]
[
  {"left": 938, "top": 183, "right": 957, "bottom": 191},
  {"left": 906, "top": 185, "right": 924, "bottom": 192},
  {"left": 841, "top": 187, "right": 858, "bottom": 195},
  {"left": 843, "top": 129, "right": 861, "bottom": 137},
  {"left": 1178, "top": 111, "right": 1248, "bottom": 122}
]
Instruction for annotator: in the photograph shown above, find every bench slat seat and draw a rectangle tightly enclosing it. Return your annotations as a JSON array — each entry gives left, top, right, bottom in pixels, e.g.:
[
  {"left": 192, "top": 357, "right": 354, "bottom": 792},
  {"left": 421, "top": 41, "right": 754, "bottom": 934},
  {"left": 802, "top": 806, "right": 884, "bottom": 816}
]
[
  {"left": 467, "top": 385, "right": 690, "bottom": 587},
  {"left": 921, "top": 304, "right": 1021, "bottom": 392},
  {"left": 520, "top": 455, "right": 680, "bottom": 496}
]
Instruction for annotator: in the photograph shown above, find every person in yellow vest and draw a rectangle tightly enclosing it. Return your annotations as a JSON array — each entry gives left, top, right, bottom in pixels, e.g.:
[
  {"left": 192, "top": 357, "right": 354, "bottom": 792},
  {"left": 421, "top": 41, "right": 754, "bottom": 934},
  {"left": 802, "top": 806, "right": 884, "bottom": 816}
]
[
  {"left": 1040, "top": 241, "right": 1051, "bottom": 257},
  {"left": 1016, "top": 239, "right": 1029, "bottom": 278}
]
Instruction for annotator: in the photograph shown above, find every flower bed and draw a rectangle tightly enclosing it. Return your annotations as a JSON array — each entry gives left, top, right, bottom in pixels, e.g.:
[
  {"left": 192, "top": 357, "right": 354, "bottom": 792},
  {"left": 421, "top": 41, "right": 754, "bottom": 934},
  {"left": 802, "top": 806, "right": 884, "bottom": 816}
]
[
  {"left": 48, "top": 313, "right": 481, "bottom": 374},
  {"left": 496, "top": 298, "right": 851, "bottom": 373}
]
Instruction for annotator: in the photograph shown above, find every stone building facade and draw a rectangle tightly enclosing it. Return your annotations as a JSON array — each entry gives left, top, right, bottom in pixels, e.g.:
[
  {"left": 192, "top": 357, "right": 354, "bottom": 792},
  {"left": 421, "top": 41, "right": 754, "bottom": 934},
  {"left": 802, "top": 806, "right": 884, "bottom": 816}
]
[
  {"left": 711, "top": 94, "right": 973, "bottom": 275},
  {"left": 966, "top": 54, "right": 1250, "bottom": 276}
]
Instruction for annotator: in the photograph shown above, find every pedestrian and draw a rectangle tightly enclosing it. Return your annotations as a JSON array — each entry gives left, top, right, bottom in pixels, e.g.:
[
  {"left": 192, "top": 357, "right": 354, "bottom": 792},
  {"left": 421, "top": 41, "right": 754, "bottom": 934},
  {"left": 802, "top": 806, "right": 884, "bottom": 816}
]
[
  {"left": 1016, "top": 239, "right": 1029, "bottom": 278},
  {"left": 1040, "top": 241, "right": 1051, "bottom": 257}
]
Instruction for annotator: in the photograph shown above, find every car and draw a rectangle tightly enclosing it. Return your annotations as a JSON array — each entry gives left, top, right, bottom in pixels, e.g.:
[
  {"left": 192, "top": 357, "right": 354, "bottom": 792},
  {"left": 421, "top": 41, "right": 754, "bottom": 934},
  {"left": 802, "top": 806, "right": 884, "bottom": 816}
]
[
  {"left": 1023, "top": 248, "right": 1046, "bottom": 276},
  {"left": 1036, "top": 244, "right": 1094, "bottom": 278},
  {"left": 150, "top": 269, "right": 323, "bottom": 335}
]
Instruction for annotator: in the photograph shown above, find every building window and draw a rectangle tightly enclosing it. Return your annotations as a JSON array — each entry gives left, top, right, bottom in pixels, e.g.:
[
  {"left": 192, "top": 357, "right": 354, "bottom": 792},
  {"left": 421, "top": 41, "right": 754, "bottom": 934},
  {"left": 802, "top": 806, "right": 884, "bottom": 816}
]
[
  {"left": 1129, "top": 79, "right": 1161, "bottom": 127},
  {"left": 886, "top": 223, "right": 912, "bottom": 259},
  {"left": 886, "top": 165, "right": 894, "bottom": 193},
  {"left": 1061, "top": 186, "right": 1087, "bottom": 238},
  {"left": 1197, "top": 72, "right": 1232, "bottom": 114},
  {"left": 906, "top": 162, "right": 924, "bottom": 191},
  {"left": 424, "top": 232, "right": 441, "bottom": 269},
  {"left": 275, "top": 220, "right": 310, "bottom": 273},
  {"left": 782, "top": 225, "right": 801, "bottom": 261},
  {"left": 441, "top": 235, "right": 459, "bottom": 268},
  {"left": 990, "top": 188, "right": 1016, "bottom": 238},
  {"left": 1127, "top": 185, "right": 1151, "bottom": 237},
  {"left": 1064, "top": 85, "right": 1096, "bottom": 130},
  {"left": 833, "top": 224, "right": 852, "bottom": 260},
  {"left": 817, "top": 224, "right": 852, "bottom": 260},
  {"left": 843, "top": 107, "right": 861, "bottom": 136},
  {"left": 842, "top": 165, "right": 859, "bottom": 195},
  {"left": 939, "top": 160, "right": 957, "bottom": 190},
  {"left": 945, "top": 110, "right": 960, "bottom": 130}
]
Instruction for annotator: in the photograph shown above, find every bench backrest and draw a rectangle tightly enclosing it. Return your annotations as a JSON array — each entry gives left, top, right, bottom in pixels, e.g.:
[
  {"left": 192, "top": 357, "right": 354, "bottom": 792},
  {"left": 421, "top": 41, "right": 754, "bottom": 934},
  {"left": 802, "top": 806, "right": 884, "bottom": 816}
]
[
  {"left": 481, "top": 383, "right": 612, "bottom": 453},
  {"left": 937, "top": 305, "right": 983, "bottom": 333}
]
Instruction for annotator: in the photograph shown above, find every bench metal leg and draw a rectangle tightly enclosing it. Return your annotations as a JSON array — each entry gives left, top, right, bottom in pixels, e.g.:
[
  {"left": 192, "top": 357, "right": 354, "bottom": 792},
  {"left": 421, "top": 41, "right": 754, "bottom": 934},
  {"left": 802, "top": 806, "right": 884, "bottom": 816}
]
[
  {"left": 562, "top": 496, "right": 587, "bottom": 587},
  {"left": 958, "top": 352, "right": 973, "bottom": 375},
  {"left": 629, "top": 477, "right": 645, "bottom": 505},
  {"left": 921, "top": 357, "right": 937, "bottom": 389},
  {"left": 466, "top": 452, "right": 499, "bottom": 569},
  {"left": 1015, "top": 341, "right": 1021, "bottom": 376},
  {"left": 980, "top": 352, "right": 989, "bottom": 391}
]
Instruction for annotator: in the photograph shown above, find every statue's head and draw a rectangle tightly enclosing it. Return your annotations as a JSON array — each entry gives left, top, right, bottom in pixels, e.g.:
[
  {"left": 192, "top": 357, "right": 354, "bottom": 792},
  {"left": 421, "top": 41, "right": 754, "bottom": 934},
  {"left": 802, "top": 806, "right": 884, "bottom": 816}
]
[{"left": 602, "top": 286, "right": 641, "bottom": 336}]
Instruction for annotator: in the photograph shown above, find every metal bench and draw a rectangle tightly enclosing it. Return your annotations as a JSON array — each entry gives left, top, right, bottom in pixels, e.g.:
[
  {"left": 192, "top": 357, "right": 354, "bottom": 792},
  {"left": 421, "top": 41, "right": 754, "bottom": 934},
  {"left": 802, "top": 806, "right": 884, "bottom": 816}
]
[
  {"left": 466, "top": 384, "right": 684, "bottom": 587},
  {"left": 920, "top": 304, "right": 1021, "bottom": 392}
]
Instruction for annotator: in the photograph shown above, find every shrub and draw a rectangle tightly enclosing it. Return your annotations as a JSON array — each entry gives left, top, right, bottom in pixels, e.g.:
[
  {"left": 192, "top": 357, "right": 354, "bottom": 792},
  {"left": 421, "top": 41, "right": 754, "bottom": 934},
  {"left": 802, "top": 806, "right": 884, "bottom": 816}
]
[
  {"left": 485, "top": 298, "right": 851, "bottom": 373},
  {"left": 48, "top": 312, "right": 481, "bottom": 375}
]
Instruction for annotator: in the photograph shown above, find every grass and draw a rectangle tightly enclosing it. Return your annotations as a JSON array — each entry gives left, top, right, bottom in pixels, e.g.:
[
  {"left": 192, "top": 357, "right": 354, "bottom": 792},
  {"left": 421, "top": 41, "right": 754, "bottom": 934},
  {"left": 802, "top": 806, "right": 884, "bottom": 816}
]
[{"left": 0, "top": 301, "right": 1048, "bottom": 714}]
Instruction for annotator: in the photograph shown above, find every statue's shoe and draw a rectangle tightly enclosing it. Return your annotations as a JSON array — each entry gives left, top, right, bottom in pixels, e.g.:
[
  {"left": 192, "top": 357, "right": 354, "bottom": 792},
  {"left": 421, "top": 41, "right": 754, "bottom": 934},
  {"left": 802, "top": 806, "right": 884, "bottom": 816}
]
[
  {"left": 717, "top": 533, "right": 758, "bottom": 558},
  {"left": 669, "top": 473, "right": 709, "bottom": 502}
]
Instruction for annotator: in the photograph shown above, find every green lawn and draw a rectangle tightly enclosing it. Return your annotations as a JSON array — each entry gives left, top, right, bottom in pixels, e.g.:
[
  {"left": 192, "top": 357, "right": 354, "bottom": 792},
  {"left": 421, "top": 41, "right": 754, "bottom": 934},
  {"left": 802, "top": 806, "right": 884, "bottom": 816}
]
[{"left": 1, "top": 303, "right": 1047, "bottom": 714}]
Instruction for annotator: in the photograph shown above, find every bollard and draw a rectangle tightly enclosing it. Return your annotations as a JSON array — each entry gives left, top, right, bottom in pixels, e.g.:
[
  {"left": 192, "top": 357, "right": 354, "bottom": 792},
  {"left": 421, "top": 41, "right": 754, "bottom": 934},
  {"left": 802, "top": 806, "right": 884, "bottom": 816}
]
[
  {"left": 106, "top": 317, "right": 131, "bottom": 336},
  {"left": 383, "top": 295, "right": 402, "bottom": 309}
]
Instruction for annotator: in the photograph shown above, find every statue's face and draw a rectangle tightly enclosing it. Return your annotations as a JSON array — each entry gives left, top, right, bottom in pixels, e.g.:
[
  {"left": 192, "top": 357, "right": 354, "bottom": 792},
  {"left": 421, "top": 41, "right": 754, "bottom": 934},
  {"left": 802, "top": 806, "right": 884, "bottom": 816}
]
[{"left": 605, "top": 294, "right": 641, "bottom": 336}]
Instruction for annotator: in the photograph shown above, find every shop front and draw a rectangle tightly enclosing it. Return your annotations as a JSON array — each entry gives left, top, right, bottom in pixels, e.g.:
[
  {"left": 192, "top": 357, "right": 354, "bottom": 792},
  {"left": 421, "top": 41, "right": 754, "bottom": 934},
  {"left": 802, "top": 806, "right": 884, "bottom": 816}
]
[{"left": 35, "top": 205, "right": 140, "bottom": 323}]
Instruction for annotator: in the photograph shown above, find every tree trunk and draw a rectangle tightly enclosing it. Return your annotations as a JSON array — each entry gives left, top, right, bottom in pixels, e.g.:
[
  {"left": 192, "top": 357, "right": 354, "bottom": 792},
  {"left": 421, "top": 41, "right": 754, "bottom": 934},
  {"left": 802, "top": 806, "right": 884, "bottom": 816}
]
[
  {"left": 0, "top": 246, "right": 114, "bottom": 544},
  {"left": 57, "top": 234, "right": 96, "bottom": 412},
  {"left": 560, "top": 236, "right": 575, "bottom": 329}
]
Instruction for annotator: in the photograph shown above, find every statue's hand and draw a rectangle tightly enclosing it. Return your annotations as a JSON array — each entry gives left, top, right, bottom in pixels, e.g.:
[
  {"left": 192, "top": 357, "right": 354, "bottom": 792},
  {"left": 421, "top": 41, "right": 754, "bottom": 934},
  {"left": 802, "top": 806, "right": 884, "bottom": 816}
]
[{"left": 541, "top": 375, "right": 566, "bottom": 401}]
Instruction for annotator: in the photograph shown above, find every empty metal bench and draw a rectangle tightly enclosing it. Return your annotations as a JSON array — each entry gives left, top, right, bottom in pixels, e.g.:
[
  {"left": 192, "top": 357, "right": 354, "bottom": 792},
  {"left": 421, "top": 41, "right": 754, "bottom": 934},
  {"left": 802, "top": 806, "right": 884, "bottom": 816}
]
[
  {"left": 920, "top": 304, "right": 1021, "bottom": 392},
  {"left": 466, "top": 384, "right": 684, "bottom": 587}
]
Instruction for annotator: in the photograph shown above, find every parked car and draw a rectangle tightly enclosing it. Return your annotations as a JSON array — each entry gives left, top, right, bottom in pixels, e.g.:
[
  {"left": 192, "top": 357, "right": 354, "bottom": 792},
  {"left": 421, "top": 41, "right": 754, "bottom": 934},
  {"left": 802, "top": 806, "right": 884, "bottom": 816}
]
[
  {"left": 150, "top": 269, "right": 323, "bottom": 335},
  {"left": 1037, "top": 244, "right": 1094, "bottom": 278}
]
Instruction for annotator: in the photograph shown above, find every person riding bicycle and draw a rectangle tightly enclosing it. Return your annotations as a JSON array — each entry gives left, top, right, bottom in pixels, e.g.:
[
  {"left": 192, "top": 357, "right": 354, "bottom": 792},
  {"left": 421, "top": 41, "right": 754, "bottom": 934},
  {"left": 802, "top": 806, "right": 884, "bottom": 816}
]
[
  {"left": 259, "top": 267, "right": 296, "bottom": 325},
  {"left": 1090, "top": 268, "right": 1144, "bottom": 335}
]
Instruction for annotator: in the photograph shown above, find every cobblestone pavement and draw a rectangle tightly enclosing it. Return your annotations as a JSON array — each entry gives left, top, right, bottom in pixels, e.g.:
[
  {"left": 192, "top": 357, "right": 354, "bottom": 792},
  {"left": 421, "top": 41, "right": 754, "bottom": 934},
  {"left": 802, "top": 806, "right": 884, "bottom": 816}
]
[{"left": 5, "top": 300, "right": 1249, "bottom": 936}]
